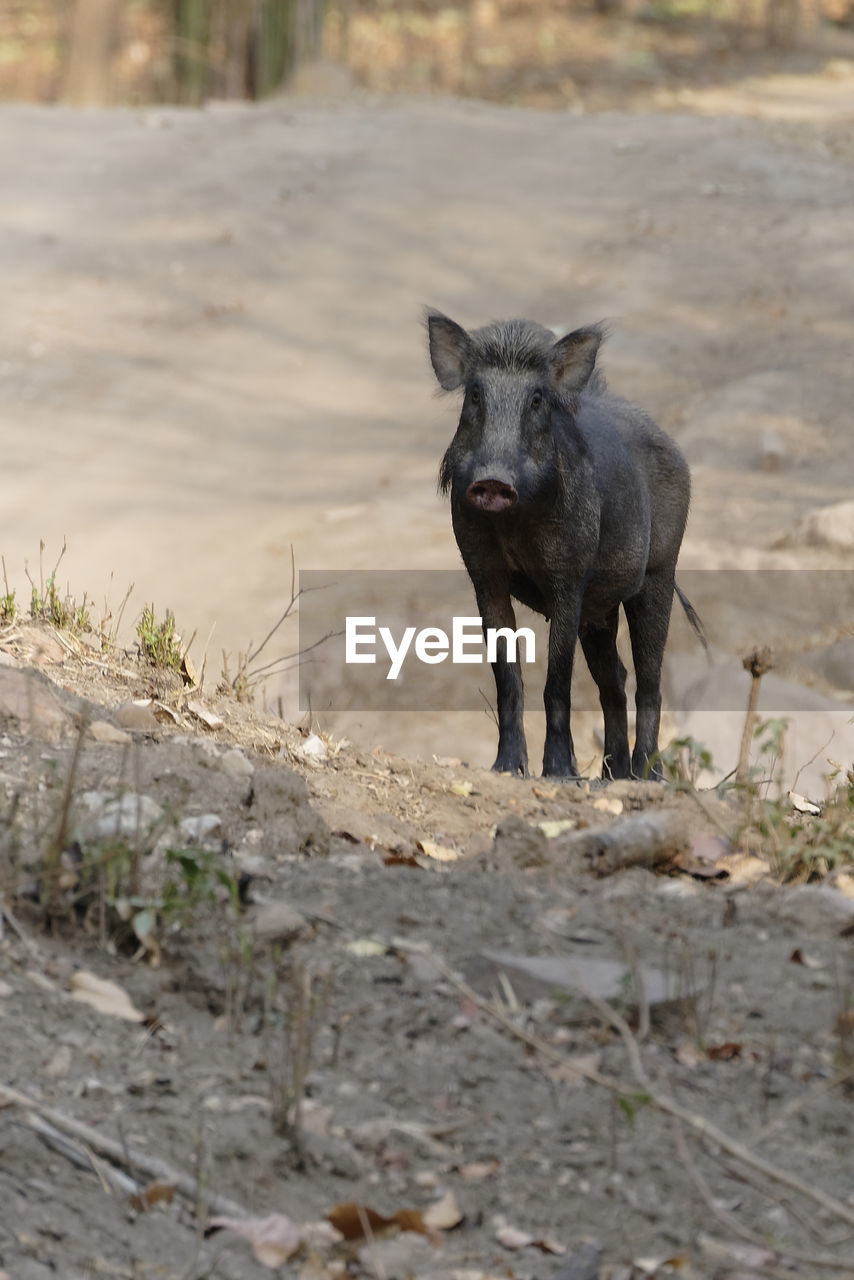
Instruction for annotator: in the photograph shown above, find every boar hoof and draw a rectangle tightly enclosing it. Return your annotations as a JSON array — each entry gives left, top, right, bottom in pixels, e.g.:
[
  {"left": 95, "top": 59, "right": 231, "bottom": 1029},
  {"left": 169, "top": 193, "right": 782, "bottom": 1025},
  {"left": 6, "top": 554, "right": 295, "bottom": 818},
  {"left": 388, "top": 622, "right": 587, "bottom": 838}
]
[{"left": 492, "top": 745, "right": 528, "bottom": 777}]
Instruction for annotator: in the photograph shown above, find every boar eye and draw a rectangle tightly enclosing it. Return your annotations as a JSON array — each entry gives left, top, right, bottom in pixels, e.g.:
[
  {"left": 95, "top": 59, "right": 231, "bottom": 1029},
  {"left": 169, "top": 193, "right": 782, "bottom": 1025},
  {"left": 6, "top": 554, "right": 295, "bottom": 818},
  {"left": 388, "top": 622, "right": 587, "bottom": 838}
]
[
  {"left": 529, "top": 390, "right": 543, "bottom": 411},
  {"left": 469, "top": 384, "right": 481, "bottom": 405}
]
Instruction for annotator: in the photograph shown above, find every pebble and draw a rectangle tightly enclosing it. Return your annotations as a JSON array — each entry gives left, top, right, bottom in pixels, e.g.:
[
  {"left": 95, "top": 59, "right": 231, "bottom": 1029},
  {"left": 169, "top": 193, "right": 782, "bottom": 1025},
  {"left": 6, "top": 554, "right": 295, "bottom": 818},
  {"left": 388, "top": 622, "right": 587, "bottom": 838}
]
[
  {"left": 179, "top": 813, "right": 223, "bottom": 843},
  {"left": 77, "top": 790, "right": 164, "bottom": 846},
  {"left": 220, "top": 747, "right": 254, "bottom": 780},
  {"left": 88, "top": 719, "right": 133, "bottom": 745},
  {"left": 116, "top": 700, "right": 160, "bottom": 731},
  {"left": 251, "top": 900, "right": 308, "bottom": 942}
]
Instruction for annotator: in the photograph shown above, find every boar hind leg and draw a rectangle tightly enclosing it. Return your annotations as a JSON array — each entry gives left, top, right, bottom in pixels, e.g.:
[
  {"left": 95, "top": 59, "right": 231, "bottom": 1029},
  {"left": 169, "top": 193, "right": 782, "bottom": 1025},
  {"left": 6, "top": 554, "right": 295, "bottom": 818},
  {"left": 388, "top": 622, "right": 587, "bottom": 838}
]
[
  {"left": 580, "top": 608, "right": 630, "bottom": 781},
  {"left": 542, "top": 598, "right": 583, "bottom": 779},
  {"left": 625, "top": 571, "right": 676, "bottom": 780}
]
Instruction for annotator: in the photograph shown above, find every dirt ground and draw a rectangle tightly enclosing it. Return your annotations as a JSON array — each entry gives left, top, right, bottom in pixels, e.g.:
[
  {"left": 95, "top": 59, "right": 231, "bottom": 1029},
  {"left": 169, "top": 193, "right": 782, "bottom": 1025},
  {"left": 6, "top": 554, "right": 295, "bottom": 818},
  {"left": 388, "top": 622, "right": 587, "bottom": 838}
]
[
  {"left": 1, "top": 60, "right": 854, "bottom": 1280},
  {"left": 1, "top": 629, "right": 854, "bottom": 1280}
]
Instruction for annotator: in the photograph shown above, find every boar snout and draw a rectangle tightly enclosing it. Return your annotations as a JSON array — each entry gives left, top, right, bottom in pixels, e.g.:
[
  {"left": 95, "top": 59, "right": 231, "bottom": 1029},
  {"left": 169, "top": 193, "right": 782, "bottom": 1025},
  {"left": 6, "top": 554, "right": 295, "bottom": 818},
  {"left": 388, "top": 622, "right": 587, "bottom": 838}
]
[{"left": 466, "top": 477, "right": 518, "bottom": 513}]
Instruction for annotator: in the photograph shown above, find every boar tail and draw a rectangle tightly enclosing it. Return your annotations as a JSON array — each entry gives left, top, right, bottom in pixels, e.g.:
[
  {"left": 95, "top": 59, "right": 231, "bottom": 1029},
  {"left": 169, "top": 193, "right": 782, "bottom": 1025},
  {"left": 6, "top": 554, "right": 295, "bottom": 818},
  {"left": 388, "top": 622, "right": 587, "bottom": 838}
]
[{"left": 675, "top": 583, "right": 710, "bottom": 656}]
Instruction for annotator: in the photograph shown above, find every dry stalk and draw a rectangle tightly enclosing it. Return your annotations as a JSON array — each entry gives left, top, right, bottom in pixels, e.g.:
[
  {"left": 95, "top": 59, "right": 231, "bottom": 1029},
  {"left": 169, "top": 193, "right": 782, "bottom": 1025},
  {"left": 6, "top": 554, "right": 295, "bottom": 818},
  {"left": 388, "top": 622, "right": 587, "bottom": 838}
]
[
  {"left": 0, "top": 1083, "right": 248, "bottom": 1219},
  {"left": 736, "top": 646, "right": 774, "bottom": 785}
]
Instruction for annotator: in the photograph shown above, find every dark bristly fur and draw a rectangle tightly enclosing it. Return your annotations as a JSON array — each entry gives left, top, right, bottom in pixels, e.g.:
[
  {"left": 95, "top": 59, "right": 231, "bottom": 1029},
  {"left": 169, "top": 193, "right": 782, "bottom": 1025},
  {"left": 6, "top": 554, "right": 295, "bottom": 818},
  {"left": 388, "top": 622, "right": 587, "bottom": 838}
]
[{"left": 427, "top": 308, "right": 702, "bottom": 780}]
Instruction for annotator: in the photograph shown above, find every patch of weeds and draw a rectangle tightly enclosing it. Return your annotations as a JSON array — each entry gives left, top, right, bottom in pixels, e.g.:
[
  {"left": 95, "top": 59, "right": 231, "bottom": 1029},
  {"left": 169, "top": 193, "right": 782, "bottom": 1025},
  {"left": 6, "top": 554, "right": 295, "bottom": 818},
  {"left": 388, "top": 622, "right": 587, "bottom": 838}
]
[
  {"left": 265, "top": 960, "right": 334, "bottom": 1162},
  {"left": 97, "top": 574, "right": 135, "bottom": 655},
  {"left": 770, "top": 773, "right": 854, "bottom": 883},
  {"left": 617, "top": 1091, "right": 653, "bottom": 1127},
  {"left": 651, "top": 736, "right": 716, "bottom": 786},
  {"left": 219, "top": 546, "right": 333, "bottom": 705},
  {"left": 733, "top": 716, "right": 854, "bottom": 882},
  {"left": 160, "top": 846, "right": 241, "bottom": 923},
  {"left": 1, "top": 556, "right": 17, "bottom": 624},
  {"left": 25, "top": 539, "right": 91, "bottom": 634},
  {"left": 137, "top": 603, "right": 183, "bottom": 671}
]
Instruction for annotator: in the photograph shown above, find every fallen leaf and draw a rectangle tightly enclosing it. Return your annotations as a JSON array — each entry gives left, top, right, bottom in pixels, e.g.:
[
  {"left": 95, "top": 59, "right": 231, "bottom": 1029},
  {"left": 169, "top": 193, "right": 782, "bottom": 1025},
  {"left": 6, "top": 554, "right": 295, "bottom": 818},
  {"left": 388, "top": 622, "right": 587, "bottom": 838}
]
[
  {"left": 70, "top": 971, "right": 144, "bottom": 1022},
  {"left": 634, "top": 1254, "right": 692, "bottom": 1275},
  {"left": 592, "top": 795, "right": 623, "bottom": 816},
  {"left": 432, "top": 756, "right": 462, "bottom": 768},
  {"left": 450, "top": 780, "right": 473, "bottom": 797},
  {"left": 495, "top": 1225, "right": 533, "bottom": 1250},
  {"left": 417, "top": 838, "right": 461, "bottom": 863},
  {"left": 543, "top": 1051, "right": 602, "bottom": 1086},
  {"left": 532, "top": 785, "right": 558, "bottom": 799},
  {"left": 326, "top": 1203, "right": 437, "bottom": 1245},
  {"left": 537, "top": 818, "right": 577, "bottom": 838},
  {"left": 151, "top": 700, "right": 180, "bottom": 724},
  {"left": 423, "top": 1190, "right": 463, "bottom": 1230},
  {"left": 715, "top": 852, "right": 769, "bottom": 886},
  {"left": 207, "top": 1213, "right": 303, "bottom": 1266},
  {"left": 383, "top": 852, "right": 422, "bottom": 868},
  {"left": 788, "top": 790, "right": 821, "bottom": 816},
  {"left": 459, "top": 1160, "right": 500, "bottom": 1181},
  {"left": 706, "top": 1042, "right": 742, "bottom": 1061},
  {"left": 301, "top": 1220, "right": 345, "bottom": 1252},
  {"left": 129, "top": 1181, "right": 176, "bottom": 1211},
  {"left": 674, "top": 1040, "right": 704, "bottom": 1068},
  {"left": 789, "top": 948, "right": 823, "bottom": 969},
  {"left": 187, "top": 699, "right": 223, "bottom": 729},
  {"left": 495, "top": 1225, "right": 565, "bottom": 1254},
  {"left": 344, "top": 939, "right": 390, "bottom": 957}
]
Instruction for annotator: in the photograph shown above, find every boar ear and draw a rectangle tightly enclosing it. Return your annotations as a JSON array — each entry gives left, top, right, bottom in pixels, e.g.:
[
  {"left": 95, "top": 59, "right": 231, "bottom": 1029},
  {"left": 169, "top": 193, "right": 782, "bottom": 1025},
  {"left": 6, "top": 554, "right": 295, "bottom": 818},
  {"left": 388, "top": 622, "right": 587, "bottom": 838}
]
[
  {"left": 550, "top": 324, "right": 604, "bottom": 392},
  {"left": 427, "top": 311, "right": 475, "bottom": 391}
]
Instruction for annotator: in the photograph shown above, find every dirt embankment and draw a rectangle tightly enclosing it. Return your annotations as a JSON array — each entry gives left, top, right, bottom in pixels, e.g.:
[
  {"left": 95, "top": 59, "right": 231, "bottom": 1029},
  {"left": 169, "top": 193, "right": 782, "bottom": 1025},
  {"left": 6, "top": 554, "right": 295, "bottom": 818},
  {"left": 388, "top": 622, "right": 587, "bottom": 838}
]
[{"left": 1, "top": 623, "right": 853, "bottom": 1279}]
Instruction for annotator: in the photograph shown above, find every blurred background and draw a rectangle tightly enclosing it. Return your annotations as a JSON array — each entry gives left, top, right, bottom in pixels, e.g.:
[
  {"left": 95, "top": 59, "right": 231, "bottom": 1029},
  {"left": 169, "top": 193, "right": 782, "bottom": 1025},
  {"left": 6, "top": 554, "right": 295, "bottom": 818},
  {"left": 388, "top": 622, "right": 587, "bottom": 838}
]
[{"left": 3, "top": 0, "right": 854, "bottom": 111}]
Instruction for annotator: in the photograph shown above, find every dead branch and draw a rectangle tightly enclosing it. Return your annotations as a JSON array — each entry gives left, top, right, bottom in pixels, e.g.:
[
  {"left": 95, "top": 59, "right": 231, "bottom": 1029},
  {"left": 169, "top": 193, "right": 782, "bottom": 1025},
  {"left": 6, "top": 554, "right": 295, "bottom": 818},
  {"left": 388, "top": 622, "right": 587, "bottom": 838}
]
[
  {"left": 556, "top": 808, "right": 690, "bottom": 875},
  {"left": 0, "top": 1083, "right": 249, "bottom": 1219}
]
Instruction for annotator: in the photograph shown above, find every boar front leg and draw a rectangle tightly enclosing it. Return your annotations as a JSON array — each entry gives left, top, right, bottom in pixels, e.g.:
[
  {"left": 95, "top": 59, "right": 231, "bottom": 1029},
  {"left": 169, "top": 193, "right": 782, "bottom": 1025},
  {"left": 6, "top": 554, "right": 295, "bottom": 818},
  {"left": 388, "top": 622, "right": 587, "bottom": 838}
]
[
  {"left": 542, "top": 592, "right": 583, "bottom": 778},
  {"left": 468, "top": 578, "right": 528, "bottom": 776}
]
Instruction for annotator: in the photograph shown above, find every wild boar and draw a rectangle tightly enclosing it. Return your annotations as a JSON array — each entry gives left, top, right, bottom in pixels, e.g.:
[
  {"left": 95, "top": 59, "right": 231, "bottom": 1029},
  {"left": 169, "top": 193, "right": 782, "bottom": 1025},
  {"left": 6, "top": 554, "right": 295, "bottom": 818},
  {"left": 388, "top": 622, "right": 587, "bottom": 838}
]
[{"left": 428, "top": 311, "right": 700, "bottom": 779}]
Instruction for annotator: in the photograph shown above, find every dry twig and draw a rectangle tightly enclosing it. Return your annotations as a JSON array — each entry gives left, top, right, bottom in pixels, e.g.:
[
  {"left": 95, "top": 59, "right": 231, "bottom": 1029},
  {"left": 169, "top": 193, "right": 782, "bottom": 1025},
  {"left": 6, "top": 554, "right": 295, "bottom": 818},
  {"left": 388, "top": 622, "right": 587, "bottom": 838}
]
[{"left": 0, "top": 1083, "right": 249, "bottom": 1219}]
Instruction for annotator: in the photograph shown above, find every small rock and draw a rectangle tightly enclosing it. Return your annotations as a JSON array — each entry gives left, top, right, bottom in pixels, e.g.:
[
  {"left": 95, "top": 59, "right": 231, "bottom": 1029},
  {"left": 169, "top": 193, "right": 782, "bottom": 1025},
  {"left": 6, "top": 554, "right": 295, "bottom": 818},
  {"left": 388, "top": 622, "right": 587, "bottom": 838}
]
[
  {"left": 252, "top": 900, "right": 308, "bottom": 942},
  {"left": 552, "top": 1240, "right": 604, "bottom": 1280},
  {"left": 116, "top": 700, "right": 160, "bottom": 732},
  {"left": 358, "top": 1233, "right": 435, "bottom": 1280},
  {"left": 493, "top": 815, "right": 549, "bottom": 866},
  {"left": 78, "top": 791, "right": 164, "bottom": 848},
  {"left": 88, "top": 719, "right": 133, "bottom": 745},
  {"left": 179, "top": 813, "right": 223, "bottom": 843},
  {"left": 0, "top": 668, "right": 72, "bottom": 741},
  {"left": 44, "top": 1044, "right": 72, "bottom": 1077},
  {"left": 779, "top": 884, "right": 854, "bottom": 931},
  {"left": 221, "top": 748, "right": 254, "bottom": 780},
  {"left": 297, "top": 732, "right": 328, "bottom": 762}
]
